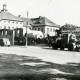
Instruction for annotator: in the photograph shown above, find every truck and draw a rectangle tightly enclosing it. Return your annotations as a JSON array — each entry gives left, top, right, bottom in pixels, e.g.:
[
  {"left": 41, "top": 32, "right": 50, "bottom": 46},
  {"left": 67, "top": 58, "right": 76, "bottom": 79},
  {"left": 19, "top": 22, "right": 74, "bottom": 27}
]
[{"left": 50, "top": 33, "right": 80, "bottom": 51}]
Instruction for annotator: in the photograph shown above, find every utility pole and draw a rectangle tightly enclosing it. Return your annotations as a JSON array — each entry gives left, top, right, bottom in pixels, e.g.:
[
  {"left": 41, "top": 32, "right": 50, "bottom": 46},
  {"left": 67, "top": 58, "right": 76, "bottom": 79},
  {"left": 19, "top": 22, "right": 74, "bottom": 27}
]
[
  {"left": 13, "top": 29, "right": 14, "bottom": 45},
  {"left": 26, "top": 11, "right": 28, "bottom": 47}
]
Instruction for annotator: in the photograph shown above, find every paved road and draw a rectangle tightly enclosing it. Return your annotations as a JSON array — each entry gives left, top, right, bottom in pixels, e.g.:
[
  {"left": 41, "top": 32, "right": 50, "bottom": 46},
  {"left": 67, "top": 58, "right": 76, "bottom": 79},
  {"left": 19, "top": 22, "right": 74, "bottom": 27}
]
[{"left": 0, "top": 46, "right": 80, "bottom": 64}]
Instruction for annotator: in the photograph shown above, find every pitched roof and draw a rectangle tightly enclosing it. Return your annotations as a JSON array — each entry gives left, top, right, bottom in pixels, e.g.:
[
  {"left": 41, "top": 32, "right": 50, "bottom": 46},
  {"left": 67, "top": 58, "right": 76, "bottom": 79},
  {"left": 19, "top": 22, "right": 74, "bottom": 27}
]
[
  {"left": 0, "top": 11, "right": 23, "bottom": 22},
  {"left": 61, "top": 24, "right": 78, "bottom": 28},
  {"left": 45, "top": 17, "right": 58, "bottom": 27},
  {"left": 31, "top": 16, "right": 59, "bottom": 27}
]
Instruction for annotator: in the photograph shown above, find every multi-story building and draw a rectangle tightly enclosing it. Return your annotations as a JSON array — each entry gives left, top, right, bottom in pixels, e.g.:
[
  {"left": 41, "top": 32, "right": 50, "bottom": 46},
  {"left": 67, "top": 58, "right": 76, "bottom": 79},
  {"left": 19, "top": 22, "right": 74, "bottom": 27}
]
[
  {"left": 0, "top": 4, "right": 24, "bottom": 44},
  {"left": 31, "top": 16, "right": 60, "bottom": 37},
  {"left": 60, "top": 24, "right": 80, "bottom": 35},
  {"left": 0, "top": 4, "right": 23, "bottom": 30},
  {"left": 0, "top": 4, "right": 60, "bottom": 44}
]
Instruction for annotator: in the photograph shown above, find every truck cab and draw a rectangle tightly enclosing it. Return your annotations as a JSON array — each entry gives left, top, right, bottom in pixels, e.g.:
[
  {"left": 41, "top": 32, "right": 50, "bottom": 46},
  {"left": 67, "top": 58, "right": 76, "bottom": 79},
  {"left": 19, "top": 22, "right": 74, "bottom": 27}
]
[{"left": 51, "top": 33, "right": 80, "bottom": 51}]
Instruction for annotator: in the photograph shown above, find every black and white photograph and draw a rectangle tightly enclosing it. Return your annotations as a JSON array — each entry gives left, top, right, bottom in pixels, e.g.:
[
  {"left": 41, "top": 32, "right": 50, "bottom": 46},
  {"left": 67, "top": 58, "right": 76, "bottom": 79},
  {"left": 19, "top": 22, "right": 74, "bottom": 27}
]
[{"left": 0, "top": 0, "right": 80, "bottom": 80}]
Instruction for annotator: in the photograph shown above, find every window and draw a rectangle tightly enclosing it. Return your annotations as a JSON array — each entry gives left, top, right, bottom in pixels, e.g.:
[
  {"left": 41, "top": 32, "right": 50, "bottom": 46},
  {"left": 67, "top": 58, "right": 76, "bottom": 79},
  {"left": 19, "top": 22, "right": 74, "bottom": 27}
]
[
  {"left": 35, "top": 28, "right": 36, "bottom": 30},
  {"left": 13, "top": 21, "right": 14, "bottom": 23},
  {"left": 26, "top": 22, "right": 28, "bottom": 25},
  {"left": 41, "top": 28, "right": 43, "bottom": 32},
  {"left": 65, "top": 28, "right": 67, "bottom": 30},
  {"left": 5, "top": 31, "right": 7, "bottom": 35},
  {"left": 47, "top": 28, "right": 49, "bottom": 32},
  {"left": 8, "top": 21, "right": 10, "bottom": 23},
  {"left": 53, "top": 29, "right": 55, "bottom": 32},
  {"left": 50, "top": 28, "right": 52, "bottom": 32},
  {"left": 16, "top": 21, "right": 18, "bottom": 24},
  {"left": 4, "top": 26, "right": 6, "bottom": 29},
  {"left": 38, "top": 28, "right": 40, "bottom": 31},
  {"left": 8, "top": 26, "right": 10, "bottom": 29},
  {"left": 76, "top": 32, "right": 77, "bottom": 33}
]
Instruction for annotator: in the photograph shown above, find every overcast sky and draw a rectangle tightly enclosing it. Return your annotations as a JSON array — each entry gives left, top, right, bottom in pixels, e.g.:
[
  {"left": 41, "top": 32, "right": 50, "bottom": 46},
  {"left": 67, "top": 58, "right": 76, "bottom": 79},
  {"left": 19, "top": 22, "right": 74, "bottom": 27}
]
[{"left": 0, "top": 0, "right": 80, "bottom": 26}]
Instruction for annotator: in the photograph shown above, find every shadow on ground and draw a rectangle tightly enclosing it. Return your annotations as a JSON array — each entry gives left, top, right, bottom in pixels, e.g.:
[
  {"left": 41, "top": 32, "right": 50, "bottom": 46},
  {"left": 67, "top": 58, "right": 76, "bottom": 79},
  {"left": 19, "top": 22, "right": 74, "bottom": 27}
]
[{"left": 0, "top": 53, "right": 80, "bottom": 80}]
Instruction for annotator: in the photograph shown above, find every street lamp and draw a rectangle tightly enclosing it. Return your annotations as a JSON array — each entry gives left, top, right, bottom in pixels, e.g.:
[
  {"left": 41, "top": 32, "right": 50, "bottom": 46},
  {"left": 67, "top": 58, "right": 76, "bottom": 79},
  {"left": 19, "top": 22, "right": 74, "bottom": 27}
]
[{"left": 26, "top": 11, "right": 28, "bottom": 47}]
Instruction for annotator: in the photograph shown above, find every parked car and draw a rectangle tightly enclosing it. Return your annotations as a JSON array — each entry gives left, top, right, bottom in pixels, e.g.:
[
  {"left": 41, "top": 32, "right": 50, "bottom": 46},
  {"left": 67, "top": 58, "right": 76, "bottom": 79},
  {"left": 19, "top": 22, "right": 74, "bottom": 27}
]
[{"left": 0, "top": 38, "right": 11, "bottom": 46}]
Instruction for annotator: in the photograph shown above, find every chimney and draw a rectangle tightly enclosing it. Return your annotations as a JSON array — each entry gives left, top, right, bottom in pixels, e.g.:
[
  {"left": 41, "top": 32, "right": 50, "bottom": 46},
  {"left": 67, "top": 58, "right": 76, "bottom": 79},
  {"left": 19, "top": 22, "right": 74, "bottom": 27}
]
[
  {"left": 39, "top": 16, "right": 42, "bottom": 19},
  {"left": 18, "top": 15, "right": 21, "bottom": 17}
]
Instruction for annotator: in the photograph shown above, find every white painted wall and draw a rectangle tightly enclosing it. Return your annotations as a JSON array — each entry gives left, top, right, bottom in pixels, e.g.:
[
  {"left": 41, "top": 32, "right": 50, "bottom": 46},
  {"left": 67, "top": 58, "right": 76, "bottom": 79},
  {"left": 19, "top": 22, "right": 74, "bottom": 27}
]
[
  {"left": 0, "top": 20, "right": 23, "bottom": 29},
  {"left": 33, "top": 26, "right": 45, "bottom": 33},
  {"left": 45, "top": 26, "right": 59, "bottom": 37},
  {"left": 32, "top": 26, "right": 59, "bottom": 37}
]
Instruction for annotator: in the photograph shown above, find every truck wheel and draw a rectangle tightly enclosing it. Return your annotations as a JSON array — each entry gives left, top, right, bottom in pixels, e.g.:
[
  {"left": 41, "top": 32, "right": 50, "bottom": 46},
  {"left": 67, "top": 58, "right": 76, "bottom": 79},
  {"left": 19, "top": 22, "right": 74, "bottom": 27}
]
[
  {"left": 1, "top": 43, "right": 4, "bottom": 46},
  {"left": 52, "top": 43, "right": 57, "bottom": 50},
  {"left": 75, "top": 47, "right": 80, "bottom": 52},
  {"left": 60, "top": 46, "right": 64, "bottom": 50},
  {"left": 68, "top": 43, "right": 74, "bottom": 51}
]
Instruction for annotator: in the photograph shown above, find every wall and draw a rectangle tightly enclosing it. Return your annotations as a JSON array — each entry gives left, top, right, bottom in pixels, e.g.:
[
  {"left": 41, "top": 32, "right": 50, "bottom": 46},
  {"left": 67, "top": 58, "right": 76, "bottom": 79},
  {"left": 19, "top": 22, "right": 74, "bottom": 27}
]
[
  {"left": 33, "top": 26, "right": 45, "bottom": 33},
  {"left": 0, "top": 20, "right": 23, "bottom": 29},
  {"left": 61, "top": 27, "right": 80, "bottom": 35},
  {"left": 45, "top": 26, "right": 59, "bottom": 37}
]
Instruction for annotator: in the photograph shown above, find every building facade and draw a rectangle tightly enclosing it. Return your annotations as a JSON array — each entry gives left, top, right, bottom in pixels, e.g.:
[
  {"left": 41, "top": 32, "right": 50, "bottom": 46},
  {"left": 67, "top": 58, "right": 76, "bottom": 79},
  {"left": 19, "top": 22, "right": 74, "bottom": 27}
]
[
  {"left": 0, "top": 4, "right": 60, "bottom": 44},
  {"left": 0, "top": 4, "right": 24, "bottom": 44},
  {"left": 31, "top": 16, "right": 59, "bottom": 37},
  {"left": 60, "top": 24, "right": 80, "bottom": 35}
]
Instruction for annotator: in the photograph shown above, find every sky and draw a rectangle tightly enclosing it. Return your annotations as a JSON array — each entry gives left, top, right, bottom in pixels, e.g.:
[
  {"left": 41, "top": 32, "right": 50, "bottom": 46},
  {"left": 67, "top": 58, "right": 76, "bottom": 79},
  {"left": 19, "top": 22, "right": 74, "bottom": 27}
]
[{"left": 0, "top": 0, "right": 80, "bottom": 26}]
